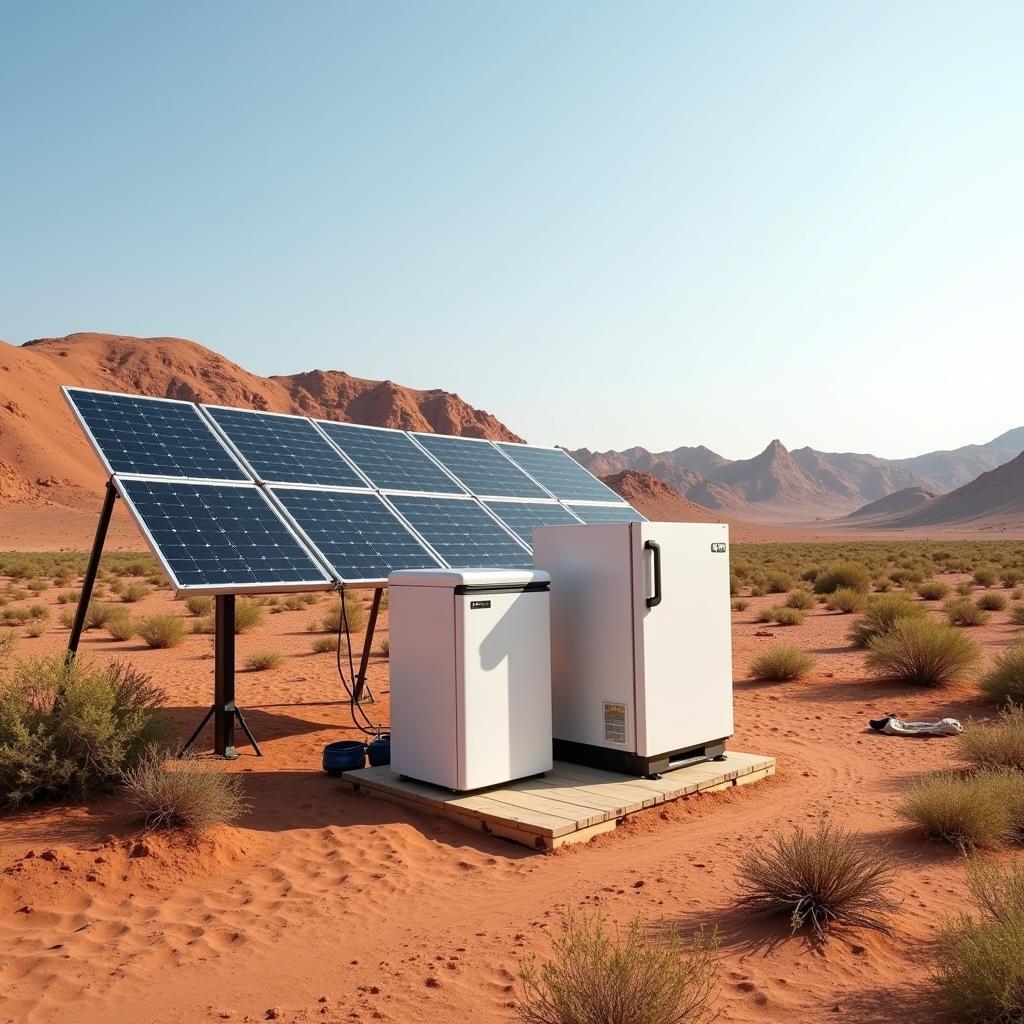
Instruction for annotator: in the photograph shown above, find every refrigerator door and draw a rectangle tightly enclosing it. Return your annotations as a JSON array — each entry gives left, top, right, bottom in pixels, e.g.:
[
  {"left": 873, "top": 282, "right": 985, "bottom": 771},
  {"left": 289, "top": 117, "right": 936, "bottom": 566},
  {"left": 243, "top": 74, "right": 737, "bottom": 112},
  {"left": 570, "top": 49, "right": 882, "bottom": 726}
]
[
  {"left": 632, "top": 522, "right": 733, "bottom": 759},
  {"left": 455, "top": 589, "right": 553, "bottom": 790}
]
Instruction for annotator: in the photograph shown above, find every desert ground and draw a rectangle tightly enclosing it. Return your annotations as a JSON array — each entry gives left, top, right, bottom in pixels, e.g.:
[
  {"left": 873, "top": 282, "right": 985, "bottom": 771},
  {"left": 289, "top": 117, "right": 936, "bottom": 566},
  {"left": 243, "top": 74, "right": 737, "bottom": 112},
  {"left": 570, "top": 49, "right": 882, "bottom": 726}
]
[{"left": 2, "top": 536, "right": 1023, "bottom": 1024}]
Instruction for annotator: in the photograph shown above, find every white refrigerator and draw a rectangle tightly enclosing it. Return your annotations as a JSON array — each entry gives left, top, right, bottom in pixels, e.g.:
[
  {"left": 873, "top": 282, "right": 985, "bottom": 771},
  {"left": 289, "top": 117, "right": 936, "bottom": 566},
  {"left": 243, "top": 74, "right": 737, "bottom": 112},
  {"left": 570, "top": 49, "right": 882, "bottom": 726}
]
[
  {"left": 388, "top": 568, "right": 553, "bottom": 791},
  {"left": 533, "top": 521, "right": 733, "bottom": 777}
]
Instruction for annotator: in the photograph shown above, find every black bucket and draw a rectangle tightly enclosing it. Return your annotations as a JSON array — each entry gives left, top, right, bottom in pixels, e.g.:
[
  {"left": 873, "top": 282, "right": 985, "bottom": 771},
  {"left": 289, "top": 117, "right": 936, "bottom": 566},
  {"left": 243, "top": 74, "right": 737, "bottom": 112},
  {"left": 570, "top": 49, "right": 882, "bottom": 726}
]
[
  {"left": 367, "top": 734, "right": 391, "bottom": 767},
  {"left": 322, "top": 740, "right": 366, "bottom": 776}
]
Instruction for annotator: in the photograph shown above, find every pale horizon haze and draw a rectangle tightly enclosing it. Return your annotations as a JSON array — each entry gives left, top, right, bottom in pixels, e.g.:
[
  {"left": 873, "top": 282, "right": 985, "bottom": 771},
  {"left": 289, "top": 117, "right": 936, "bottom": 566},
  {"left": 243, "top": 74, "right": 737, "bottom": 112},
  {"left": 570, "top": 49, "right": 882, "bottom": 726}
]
[{"left": 1, "top": 2, "right": 1021, "bottom": 459}]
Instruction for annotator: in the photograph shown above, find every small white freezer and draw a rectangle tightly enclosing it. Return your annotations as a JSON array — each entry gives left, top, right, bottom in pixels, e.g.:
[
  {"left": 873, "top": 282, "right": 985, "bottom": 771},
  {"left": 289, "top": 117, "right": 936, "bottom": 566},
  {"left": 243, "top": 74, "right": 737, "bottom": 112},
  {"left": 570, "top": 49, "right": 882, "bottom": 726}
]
[{"left": 388, "top": 568, "right": 553, "bottom": 791}]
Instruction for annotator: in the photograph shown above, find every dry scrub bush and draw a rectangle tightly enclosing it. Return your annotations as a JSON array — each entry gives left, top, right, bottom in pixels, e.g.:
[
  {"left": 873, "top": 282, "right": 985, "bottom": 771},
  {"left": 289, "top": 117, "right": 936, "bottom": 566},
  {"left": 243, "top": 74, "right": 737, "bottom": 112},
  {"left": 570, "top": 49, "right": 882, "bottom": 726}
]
[
  {"left": 0, "top": 658, "right": 166, "bottom": 807},
  {"left": 785, "top": 590, "right": 815, "bottom": 610},
  {"left": 866, "top": 618, "right": 979, "bottom": 686},
  {"left": 730, "top": 600, "right": 748, "bottom": 612},
  {"left": 23, "top": 622, "right": 44, "bottom": 639},
  {"left": 813, "top": 563, "right": 870, "bottom": 595},
  {"left": 123, "top": 749, "right": 248, "bottom": 831},
  {"left": 960, "top": 706, "right": 1024, "bottom": 772},
  {"left": 319, "top": 594, "right": 367, "bottom": 634},
  {"left": 764, "top": 571, "right": 794, "bottom": 594},
  {"left": 120, "top": 582, "right": 150, "bottom": 603},
  {"left": 974, "top": 566, "right": 999, "bottom": 588},
  {"left": 244, "top": 650, "right": 283, "bottom": 671},
  {"left": 980, "top": 644, "right": 1024, "bottom": 704},
  {"left": 1011, "top": 605, "right": 1024, "bottom": 626},
  {"left": 734, "top": 822, "right": 895, "bottom": 942},
  {"left": 106, "top": 614, "right": 138, "bottom": 642},
  {"left": 138, "top": 615, "right": 187, "bottom": 649},
  {"left": 977, "top": 592, "right": 1007, "bottom": 612},
  {"left": 1002, "top": 570, "right": 1024, "bottom": 589},
  {"left": 749, "top": 646, "right": 813, "bottom": 682},
  {"left": 899, "top": 771, "right": 1024, "bottom": 850},
  {"left": 57, "top": 590, "right": 81, "bottom": 604},
  {"left": 233, "top": 599, "right": 263, "bottom": 634},
  {"left": 756, "top": 606, "right": 804, "bottom": 627},
  {"left": 848, "top": 594, "right": 925, "bottom": 648},
  {"left": 918, "top": 580, "right": 951, "bottom": 601},
  {"left": 84, "top": 601, "right": 119, "bottom": 631},
  {"left": 957, "top": 581, "right": 977, "bottom": 597},
  {"left": 946, "top": 598, "right": 991, "bottom": 627},
  {"left": 826, "top": 588, "right": 865, "bottom": 614},
  {"left": 934, "top": 859, "right": 1024, "bottom": 1024},
  {"left": 516, "top": 913, "right": 718, "bottom": 1024},
  {"left": 310, "top": 635, "right": 338, "bottom": 655},
  {"left": 190, "top": 616, "right": 214, "bottom": 635},
  {"left": 0, "top": 630, "right": 16, "bottom": 663},
  {"left": 185, "top": 596, "right": 213, "bottom": 617}
]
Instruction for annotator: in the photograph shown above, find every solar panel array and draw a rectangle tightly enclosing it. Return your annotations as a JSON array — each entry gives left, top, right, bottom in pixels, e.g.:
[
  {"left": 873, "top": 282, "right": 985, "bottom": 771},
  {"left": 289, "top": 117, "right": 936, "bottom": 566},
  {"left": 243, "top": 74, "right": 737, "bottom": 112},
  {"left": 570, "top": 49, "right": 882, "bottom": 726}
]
[{"left": 64, "top": 386, "right": 645, "bottom": 594}]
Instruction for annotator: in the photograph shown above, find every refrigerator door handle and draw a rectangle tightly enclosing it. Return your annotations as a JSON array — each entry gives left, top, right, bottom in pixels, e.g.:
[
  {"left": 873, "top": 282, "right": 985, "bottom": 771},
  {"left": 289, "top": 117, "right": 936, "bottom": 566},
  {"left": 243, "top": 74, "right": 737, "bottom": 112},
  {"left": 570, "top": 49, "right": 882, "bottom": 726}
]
[{"left": 644, "top": 540, "right": 662, "bottom": 608}]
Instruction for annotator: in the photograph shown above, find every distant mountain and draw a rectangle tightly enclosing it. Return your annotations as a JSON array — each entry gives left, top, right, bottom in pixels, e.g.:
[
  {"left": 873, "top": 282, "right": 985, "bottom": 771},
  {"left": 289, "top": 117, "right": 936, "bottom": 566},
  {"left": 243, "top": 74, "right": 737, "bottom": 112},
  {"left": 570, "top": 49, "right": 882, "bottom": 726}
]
[
  {"left": 602, "top": 470, "right": 721, "bottom": 523},
  {"left": 843, "top": 486, "right": 937, "bottom": 522},
  {"left": 570, "top": 428, "right": 1024, "bottom": 523},
  {"left": 881, "top": 451, "right": 1024, "bottom": 529},
  {"left": 0, "top": 332, "right": 522, "bottom": 505}
]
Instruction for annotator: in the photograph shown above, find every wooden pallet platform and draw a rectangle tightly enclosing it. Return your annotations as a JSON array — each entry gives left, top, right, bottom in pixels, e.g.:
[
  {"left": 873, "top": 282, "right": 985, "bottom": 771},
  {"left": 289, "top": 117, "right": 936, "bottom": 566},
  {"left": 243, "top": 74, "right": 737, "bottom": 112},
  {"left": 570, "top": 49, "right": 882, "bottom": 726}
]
[{"left": 342, "top": 750, "right": 775, "bottom": 851}]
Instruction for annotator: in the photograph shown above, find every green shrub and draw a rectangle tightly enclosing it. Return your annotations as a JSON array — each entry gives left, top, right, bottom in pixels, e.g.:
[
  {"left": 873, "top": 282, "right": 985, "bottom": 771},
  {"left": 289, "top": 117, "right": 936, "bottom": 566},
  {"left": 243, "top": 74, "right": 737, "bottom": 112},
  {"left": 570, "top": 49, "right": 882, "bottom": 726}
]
[
  {"left": 0, "top": 657, "right": 167, "bottom": 807},
  {"left": 120, "top": 582, "right": 150, "bottom": 603},
  {"left": 138, "top": 615, "right": 187, "bottom": 649},
  {"left": 122, "top": 749, "right": 249, "bottom": 830},
  {"left": 898, "top": 770, "right": 1024, "bottom": 850},
  {"left": 84, "top": 601, "right": 119, "bottom": 631},
  {"left": 934, "top": 861, "right": 1024, "bottom": 1023},
  {"left": 960, "top": 705, "right": 1024, "bottom": 772},
  {"left": 826, "top": 587, "right": 866, "bottom": 614},
  {"left": 946, "top": 599, "right": 991, "bottom": 627},
  {"left": 867, "top": 617, "right": 979, "bottom": 686},
  {"left": 106, "top": 615, "right": 138, "bottom": 642},
  {"left": 233, "top": 599, "right": 263, "bottom": 634},
  {"left": 765, "top": 571, "right": 795, "bottom": 594},
  {"left": 1001, "top": 570, "right": 1024, "bottom": 589},
  {"left": 517, "top": 914, "right": 718, "bottom": 1024},
  {"left": 185, "top": 595, "right": 213, "bottom": 617},
  {"left": 980, "top": 645, "right": 1024, "bottom": 704},
  {"left": 978, "top": 592, "right": 1007, "bottom": 612},
  {"left": 785, "top": 589, "right": 815, "bottom": 610},
  {"left": 749, "top": 646, "right": 813, "bottom": 682},
  {"left": 918, "top": 580, "right": 951, "bottom": 601},
  {"left": 735, "top": 822, "right": 895, "bottom": 941},
  {"left": 974, "top": 566, "right": 999, "bottom": 588},
  {"left": 813, "top": 562, "right": 870, "bottom": 595},
  {"left": 848, "top": 594, "right": 926, "bottom": 648},
  {"left": 244, "top": 650, "right": 283, "bottom": 671}
]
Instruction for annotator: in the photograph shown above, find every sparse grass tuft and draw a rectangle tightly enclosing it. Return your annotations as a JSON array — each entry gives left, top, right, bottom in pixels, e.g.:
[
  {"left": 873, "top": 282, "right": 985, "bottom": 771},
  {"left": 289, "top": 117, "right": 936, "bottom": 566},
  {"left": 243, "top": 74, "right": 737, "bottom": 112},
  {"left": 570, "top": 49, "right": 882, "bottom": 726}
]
[
  {"left": 980, "top": 644, "right": 1024, "bottom": 705},
  {"left": 946, "top": 598, "right": 991, "bottom": 627},
  {"left": 731, "top": 599, "right": 748, "bottom": 612},
  {"left": 185, "top": 596, "right": 213, "bottom": 617},
  {"left": 516, "top": 913, "right": 718, "bottom": 1024},
  {"left": 826, "top": 587, "right": 866, "bottom": 614},
  {"left": 244, "top": 650, "right": 283, "bottom": 671},
  {"left": 122, "top": 749, "right": 249, "bottom": 831},
  {"left": 84, "top": 601, "right": 119, "bottom": 631},
  {"left": 866, "top": 617, "right": 979, "bottom": 686},
  {"left": 785, "top": 589, "right": 815, "bottom": 610},
  {"left": 734, "top": 822, "right": 895, "bottom": 941},
  {"left": 918, "top": 580, "right": 951, "bottom": 601},
  {"left": 960, "top": 705, "right": 1024, "bottom": 772},
  {"left": 899, "top": 770, "right": 1024, "bottom": 850},
  {"left": 848, "top": 594, "right": 926, "bottom": 648},
  {"left": 233, "top": 599, "right": 263, "bottom": 634},
  {"left": 137, "top": 615, "right": 187, "bottom": 649},
  {"left": 749, "top": 646, "right": 813, "bottom": 682},
  {"left": 973, "top": 566, "right": 999, "bottom": 588},
  {"left": 120, "top": 582, "right": 150, "bottom": 603},
  {"left": 977, "top": 592, "right": 1007, "bottom": 612},
  {"left": 1011, "top": 605, "right": 1024, "bottom": 627},
  {"left": 813, "top": 562, "right": 870, "bottom": 595},
  {"left": 757, "top": 606, "right": 805, "bottom": 627},
  {"left": 310, "top": 635, "right": 338, "bottom": 655},
  {"left": 106, "top": 615, "right": 138, "bottom": 642}
]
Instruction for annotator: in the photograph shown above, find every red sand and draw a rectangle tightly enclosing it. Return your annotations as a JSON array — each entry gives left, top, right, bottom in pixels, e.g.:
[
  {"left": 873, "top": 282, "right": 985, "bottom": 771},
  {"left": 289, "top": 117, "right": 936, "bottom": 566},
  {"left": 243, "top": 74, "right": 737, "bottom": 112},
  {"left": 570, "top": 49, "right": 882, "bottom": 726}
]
[{"left": 1, "top": 576, "right": 1020, "bottom": 1023}]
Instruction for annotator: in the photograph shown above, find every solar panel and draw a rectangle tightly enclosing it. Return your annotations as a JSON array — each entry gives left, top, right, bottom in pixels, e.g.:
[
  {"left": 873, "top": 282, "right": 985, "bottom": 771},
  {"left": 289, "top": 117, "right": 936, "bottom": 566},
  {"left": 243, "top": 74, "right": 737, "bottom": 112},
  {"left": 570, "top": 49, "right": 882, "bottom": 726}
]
[
  {"left": 272, "top": 487, "right": 441, "bottom": 582},
  {"left": 412, "top": 434, "right": 548, "bottom": 499},
  {"left": 317, "top": 421, "right": 464, "bottom": 494},
  {"left": 205, "top": 406, "right": 367, "bottom": 488},
  {"left": 483, "top": 500, "right": 583, "bottom": 546},
  {"left": 64, "top": 388, "right": 247, "bottom": 481},
  {"left": 566, "top": 503, "right": 646, "bottom": 524},
  {"left": 496, "top": 443, "right": 622, "bottom": 502},
  {"left": 116, "top": 479, "right": 331, "bottom": 593},
  {"left": 389, "top": 495, "right": 532, "bottom": 569}
]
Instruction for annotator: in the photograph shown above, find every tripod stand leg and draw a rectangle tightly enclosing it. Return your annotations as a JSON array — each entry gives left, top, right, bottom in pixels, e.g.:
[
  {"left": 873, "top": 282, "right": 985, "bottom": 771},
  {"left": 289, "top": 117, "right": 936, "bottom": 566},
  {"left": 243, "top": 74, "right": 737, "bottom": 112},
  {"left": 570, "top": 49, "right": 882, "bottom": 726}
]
[
  {"left": 178, "top": 706, "right": 215, "bottom": 757},
  {"left": 234, "top": 706, "right": 262, "bottom": 757}
]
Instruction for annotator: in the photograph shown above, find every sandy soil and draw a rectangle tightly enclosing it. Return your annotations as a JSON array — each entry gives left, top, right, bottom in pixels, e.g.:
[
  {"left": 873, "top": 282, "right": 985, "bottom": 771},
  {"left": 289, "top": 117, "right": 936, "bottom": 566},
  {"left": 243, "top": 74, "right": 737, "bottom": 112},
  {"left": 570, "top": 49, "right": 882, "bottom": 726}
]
[{"left": 1, "top": 575, "right": 1021, "bottom": 1024}]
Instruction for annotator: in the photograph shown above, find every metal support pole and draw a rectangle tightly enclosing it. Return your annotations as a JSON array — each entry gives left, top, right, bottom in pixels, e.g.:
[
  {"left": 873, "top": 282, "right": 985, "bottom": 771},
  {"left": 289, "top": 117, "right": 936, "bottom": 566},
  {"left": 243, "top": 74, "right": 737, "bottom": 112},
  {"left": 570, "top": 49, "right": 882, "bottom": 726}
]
[
  {"left": 67, "top": 479, "right": 117, "bottom": 658},
  {"left": 214, "top": 594, "right": 238, "bottom": 759},
  {"left": 352, "top": 587, "right": 383, "bottom": 704}
]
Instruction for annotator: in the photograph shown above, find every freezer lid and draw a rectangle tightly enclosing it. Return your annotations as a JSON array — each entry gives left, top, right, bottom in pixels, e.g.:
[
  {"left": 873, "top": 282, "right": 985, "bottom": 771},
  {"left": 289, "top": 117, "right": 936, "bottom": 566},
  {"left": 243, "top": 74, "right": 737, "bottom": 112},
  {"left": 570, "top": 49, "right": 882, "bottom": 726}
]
[{"left": 388, "top": 568, "right": 550, "bottom": 589}]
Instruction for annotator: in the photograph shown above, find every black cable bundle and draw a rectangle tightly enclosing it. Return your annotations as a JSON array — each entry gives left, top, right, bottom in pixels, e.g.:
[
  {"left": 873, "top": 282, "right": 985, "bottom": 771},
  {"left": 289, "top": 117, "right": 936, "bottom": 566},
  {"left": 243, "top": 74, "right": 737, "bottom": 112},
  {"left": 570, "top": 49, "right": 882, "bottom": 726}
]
[{"left": 333, "top": 586, "right": 386, "bottom": 738}]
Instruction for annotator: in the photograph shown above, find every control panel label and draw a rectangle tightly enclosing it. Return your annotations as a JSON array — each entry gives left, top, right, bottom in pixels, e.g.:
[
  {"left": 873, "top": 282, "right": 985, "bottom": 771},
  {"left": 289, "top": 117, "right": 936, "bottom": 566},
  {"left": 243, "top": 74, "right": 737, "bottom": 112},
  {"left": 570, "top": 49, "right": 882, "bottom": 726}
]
[
  {"left": 470, "top": 599, "right": 491, "bottom": 609},
  {"left": 603, "top": 701, "right": 627, "bottom": 744}
]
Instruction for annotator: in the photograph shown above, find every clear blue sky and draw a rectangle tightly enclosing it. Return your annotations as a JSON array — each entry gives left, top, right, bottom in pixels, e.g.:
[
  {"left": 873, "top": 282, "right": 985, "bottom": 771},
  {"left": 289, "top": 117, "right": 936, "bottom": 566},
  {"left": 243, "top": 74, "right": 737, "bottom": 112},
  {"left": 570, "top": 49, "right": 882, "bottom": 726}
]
[{"left": 1, "top": 2, "right": 1021, "bottom": 458}]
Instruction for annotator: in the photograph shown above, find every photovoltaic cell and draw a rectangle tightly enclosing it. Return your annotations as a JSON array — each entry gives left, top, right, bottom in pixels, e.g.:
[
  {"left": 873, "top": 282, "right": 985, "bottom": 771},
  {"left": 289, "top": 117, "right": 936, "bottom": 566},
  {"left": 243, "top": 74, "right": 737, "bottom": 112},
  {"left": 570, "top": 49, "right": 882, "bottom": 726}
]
[
  {"left": 205, "top": 407, "right": 366, "bottom": 488},
  {"left": 389, "top": 495, "right": 532, "bottom": 569},
  {"left": 317, "top": 421, "right": 463, "bottom": 494},
  {"left": 566, "top": 503, "right": 646, "bottom": 524},
  {"left": 272, "top": 488, "right": 441, "bottom": 581},
  {"left": 412, "top": 434, "right": 547, "bottom": 498},
  {"left": 117, "top": 479, "right": 330, "bottom": 591},
  {"left": 496, "top": 444, "right": 622, "bottom": 502},
  {"left": 483, "top": 501, "right": 583, "bottom": 546},
  {"left": 65, "top": 388, "right": 247, "bottom": 481}
]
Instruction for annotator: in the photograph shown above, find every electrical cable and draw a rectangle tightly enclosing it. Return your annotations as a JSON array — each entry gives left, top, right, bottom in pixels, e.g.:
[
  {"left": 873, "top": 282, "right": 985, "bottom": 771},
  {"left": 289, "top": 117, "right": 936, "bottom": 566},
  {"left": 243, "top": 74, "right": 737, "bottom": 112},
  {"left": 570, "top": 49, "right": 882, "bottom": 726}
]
[{"left": 333, "top": 585, "right": 386, "bottom": 738}]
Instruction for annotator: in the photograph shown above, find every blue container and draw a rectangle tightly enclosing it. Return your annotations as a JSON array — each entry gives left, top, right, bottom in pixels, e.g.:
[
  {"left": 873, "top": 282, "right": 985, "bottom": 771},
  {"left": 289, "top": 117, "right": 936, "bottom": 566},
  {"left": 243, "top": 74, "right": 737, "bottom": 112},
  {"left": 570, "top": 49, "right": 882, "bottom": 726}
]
[
  {"left": 367, "top": 734, "right": 391, "bottom": 767},
  {"left": 322, "top": 740, "right": 366, "bottom": 776}
]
